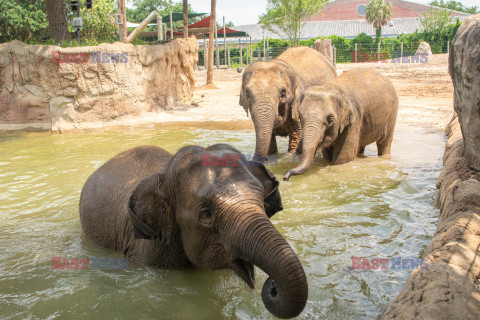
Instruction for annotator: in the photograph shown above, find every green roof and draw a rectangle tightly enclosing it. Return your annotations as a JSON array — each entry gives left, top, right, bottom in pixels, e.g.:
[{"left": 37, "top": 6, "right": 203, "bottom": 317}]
[{"left": 161, "top": 12, "right": 206, "bottom": 22}]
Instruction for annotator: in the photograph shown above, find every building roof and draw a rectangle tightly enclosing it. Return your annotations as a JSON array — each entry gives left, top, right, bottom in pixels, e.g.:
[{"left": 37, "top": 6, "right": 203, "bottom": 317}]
[
  {"left": 234, "top": 16, "right": 468, "bottom": 41},
  {"left": 309, "top": 0, "right": 470, "bottom": 21}
]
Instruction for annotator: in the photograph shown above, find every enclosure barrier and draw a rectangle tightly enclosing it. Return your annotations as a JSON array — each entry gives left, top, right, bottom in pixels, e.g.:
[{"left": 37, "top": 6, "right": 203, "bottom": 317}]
[{"left": 196, "top": 41, "right": 451, "bottom": 69}]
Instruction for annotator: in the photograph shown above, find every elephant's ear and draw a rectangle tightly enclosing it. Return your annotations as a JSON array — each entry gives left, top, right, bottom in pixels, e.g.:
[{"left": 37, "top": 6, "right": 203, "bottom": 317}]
[
  {"left": 127, "top": 173, "right": 174, "bottom": 241},
  {"left": 247, "top": 162, "right": 283, "bottom": 218}
]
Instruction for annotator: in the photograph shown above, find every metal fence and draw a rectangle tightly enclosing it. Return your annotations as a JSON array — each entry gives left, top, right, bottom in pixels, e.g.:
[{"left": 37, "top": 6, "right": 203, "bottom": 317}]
[{"left": 197, "top": 41, "right": 451, "bottom": 69}]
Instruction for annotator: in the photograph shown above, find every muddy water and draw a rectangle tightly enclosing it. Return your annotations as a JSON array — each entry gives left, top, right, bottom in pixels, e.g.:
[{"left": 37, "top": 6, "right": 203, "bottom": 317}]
[{"left": 0, "top": 123, "right": 444, "bottom": 319}]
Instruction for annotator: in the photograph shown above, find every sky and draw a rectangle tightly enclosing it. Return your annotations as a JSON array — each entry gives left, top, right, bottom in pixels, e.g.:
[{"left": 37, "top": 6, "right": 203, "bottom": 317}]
[{"left": 188, "top": 0, "right": 478, "bottom": 26}]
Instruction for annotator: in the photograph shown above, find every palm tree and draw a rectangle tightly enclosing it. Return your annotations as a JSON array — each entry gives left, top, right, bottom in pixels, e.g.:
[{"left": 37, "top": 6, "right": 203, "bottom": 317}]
[
  {"left": 366, "top": 0, "right": 393, "bottom": 42},
  {"left": 207, "top": 0, "right": 217, "bottom": 85}
]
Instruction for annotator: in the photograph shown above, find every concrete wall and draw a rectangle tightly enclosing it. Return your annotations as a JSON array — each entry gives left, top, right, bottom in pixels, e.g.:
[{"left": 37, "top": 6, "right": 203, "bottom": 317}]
[{"left": 0, "top": 37, "right": 198, "bottom": 131}]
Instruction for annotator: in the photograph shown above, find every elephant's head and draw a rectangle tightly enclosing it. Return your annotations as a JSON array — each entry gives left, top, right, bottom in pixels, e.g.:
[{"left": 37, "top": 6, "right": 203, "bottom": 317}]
[
  {"left": 127, "top": 144, "right": 307, "bottom": 318},
  {"left": 283, "top": 86, "right": 353, "bottom": 180},
  {"left": 240, "top": 61, "right": 304, "bottom": 157}
]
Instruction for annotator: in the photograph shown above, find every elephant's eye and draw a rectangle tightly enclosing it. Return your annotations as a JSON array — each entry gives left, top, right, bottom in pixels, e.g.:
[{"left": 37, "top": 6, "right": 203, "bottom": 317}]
[
  {"left": 326, "top": 114, "right": 335, "bottom": 126},
  {"left": 245, "top": 87, "right": 251, "bottom": 99},
  {"left": 199, "top": 206, "right": 214, "bottom": 226},
  {"left": 280, "top": 89, "right": 287, "bottom": 99}
]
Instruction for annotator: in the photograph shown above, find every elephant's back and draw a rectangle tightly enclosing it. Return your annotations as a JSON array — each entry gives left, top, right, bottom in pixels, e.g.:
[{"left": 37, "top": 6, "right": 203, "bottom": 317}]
[
  {"left": 79, "top": 146, "right": 172, "bottom": 250},
  {"left": 278, "top": 47, "right": 336, "bottom": 86}
]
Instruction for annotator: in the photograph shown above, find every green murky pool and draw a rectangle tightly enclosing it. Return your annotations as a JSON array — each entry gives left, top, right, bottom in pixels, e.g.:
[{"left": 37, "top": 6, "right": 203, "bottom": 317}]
[{"left": 0, "top": 122, "right": 444, "bottom": 319}]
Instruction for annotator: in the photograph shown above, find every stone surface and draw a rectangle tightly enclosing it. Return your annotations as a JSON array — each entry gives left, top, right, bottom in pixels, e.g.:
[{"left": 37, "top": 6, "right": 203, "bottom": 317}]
[
  {"left": 383, "top": 115, "right": 480, "bottom": 319},
  {"left": 0, "top": 38, "right": 198, "bottom": 131},
  {"left": 449, "top": 14, "right": 480, "bottom": 171},
  {"left": 415, "top": 41, "right": 433, "bottom": 55}
]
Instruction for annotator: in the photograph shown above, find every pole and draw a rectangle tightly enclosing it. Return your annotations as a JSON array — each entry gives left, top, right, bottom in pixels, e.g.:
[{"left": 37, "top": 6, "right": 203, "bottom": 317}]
[
  {"left": 183, "top": 0, "right": 188, "bottom": 38},
  {"left": 401, "top": 42, "right": 403, "bottom": 58},
  {"left": 126, "top": 10, "right": 161, "bottom": 43},
  {"left": 227, "top": 46, "right": 230, "bottom": 68},
  {"left": 156, "top": 13, "right": 163, "bottom": 41},
  {"left": 215, "top": 23, "right": 220, "bottom": 69},
  {"left": 170, "top": 11, "right": 173, "bottom": 40},
  {"left": 239, "top": 39, "right": 243, "bottom": 68},
  {"left": 447, "top": 41, "right": 449, "bottom": 54},
  {"left": 120, "top": 0, "right": 127, "bottom": 41},
  {"left": 223, "top": 16, "right": 226, "bottom": 65}
]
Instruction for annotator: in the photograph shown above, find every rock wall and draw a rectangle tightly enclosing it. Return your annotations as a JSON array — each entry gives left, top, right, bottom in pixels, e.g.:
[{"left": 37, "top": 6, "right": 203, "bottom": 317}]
[
  {"left": 449, "top": 14, "right": 480, "bottom": 171},
  {"left": 0, "top": 37, "right": 198, "bottom": 131},
  {"left": 383, "top": 116, "right": 480, "bottom": 319}
]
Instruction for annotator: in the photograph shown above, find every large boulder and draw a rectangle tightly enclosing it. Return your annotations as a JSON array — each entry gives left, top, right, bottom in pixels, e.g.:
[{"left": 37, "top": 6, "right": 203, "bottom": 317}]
[
  {"left": 0, "top": 38, "right": 199, "bottom": 131},
  {"left": 415, "top": 41, "right": 433, "bottom": 55},
  {"left": 449, "top": 14, "right": 480, "bottom": 171}
]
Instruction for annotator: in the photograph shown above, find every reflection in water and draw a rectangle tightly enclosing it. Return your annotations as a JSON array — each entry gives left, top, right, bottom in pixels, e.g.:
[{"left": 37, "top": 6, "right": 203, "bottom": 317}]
[{"left": 0, "top": 123, "right": 443, "bottom": 319}]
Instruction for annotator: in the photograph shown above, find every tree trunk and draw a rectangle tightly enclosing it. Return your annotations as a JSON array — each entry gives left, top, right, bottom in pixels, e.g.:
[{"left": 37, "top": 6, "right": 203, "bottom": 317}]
[
  {"left": 207, "top": 0, "right": 216, "bottom": 85},
  {"left": 46, "top": 0, "right": 69, "bottom": 44},
  {"left": 183, "top": 0, "right": 188, "bottom": 38}
]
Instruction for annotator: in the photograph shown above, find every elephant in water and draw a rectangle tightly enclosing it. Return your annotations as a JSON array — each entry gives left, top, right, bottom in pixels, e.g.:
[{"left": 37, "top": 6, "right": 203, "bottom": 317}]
[
  {"left": 283, "top": 68, "right": 399, "bottom": 180},
  {"left": 239, "top": 46, "right": 336, "bottom": 157},
  {"left": 79, "top": 144, "right": 307, "bottom": 319}
]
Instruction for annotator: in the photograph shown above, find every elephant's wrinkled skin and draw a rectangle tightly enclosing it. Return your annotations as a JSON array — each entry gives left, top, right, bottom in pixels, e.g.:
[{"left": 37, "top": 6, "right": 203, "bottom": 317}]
[
  {"left": 239, "top": 46, "right": 336, "bottom": 157},
  {"left": 283, "top": 68, "right": 399, "bottom": 180},
  {"left": 79, "top": 144, "right": 307, "bottom": 319}
]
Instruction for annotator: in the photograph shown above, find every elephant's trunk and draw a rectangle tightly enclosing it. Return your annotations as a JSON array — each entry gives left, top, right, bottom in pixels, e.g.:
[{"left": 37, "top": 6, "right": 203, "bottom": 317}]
[
  {"left": 227, "top": 211, "right": 308, "bottom": 319},
  {"left": 251, "top": 102, "right": 276, "bottom": 157},
  {"left": 283, "top": 122, "right": 325, "bottom": 180}
]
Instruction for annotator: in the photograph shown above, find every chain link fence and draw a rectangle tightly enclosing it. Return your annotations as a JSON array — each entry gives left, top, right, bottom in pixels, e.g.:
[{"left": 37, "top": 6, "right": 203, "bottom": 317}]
[{"left": 197, "top": 40, "right": 451, "bottom": 68}]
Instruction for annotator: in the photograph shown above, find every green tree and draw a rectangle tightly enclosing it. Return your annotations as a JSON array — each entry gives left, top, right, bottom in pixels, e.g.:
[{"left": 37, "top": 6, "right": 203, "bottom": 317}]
[
  {"left": 0, "top": 0, "right": 48, "bottom": 42},
  {"left": 419, "top": 7, "right": 453, "bottom": 36},
  {"left": 80, "top": 0, "right": 118, "bottom": 41},
  {"left": 127, "top": 0, "right": 196, "bottom": 26},
  {"left": 429, "top": 0, "right": 478, "bottom": 14},
  {"left": 259, "top": 0, "right": 327, "bottom": 46},
  {"left": 365, "top": 0, "right": 393, "bottom": 42}
]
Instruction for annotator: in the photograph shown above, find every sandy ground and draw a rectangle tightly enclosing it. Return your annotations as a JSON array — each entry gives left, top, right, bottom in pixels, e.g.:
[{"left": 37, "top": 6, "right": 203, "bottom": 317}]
[{"left": 186, "top": 54, "right": 454, "bottom": 132}]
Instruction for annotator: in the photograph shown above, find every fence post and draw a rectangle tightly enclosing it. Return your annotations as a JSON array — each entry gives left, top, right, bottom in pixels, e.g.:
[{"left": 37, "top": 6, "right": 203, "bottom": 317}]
[
  {"left": 355, "top": 43, "right": 358, "bottom": 63},
  {"left": 447, "top": 41, "right": 450, "bottom": 54},
  {"left": 239, "top": 40, "right": 243, "bottom": 69},
  {"left": 266, "top": 38, "right": 269, "bottom": 61},
  {"left": 227, "top": 46, "right": 231, "bottom": 68},
  {"left": 401, "top": 42, "right": 403, "bottom": 58}
]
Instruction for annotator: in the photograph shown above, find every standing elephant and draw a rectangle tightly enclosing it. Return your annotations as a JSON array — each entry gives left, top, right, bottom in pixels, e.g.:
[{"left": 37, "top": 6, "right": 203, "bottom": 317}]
[
  {"left": 239, "top": 46, "right": 336, "bottom": 157},
  {"left": 79, "top": 144, "right": 307, "bottom": 319},
  {"left": 283, "top": 68, "right": 398, "bottom": 180}
]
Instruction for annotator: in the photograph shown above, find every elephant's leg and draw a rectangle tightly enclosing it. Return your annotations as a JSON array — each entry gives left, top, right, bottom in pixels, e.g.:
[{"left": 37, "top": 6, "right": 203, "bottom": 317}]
[
  {"left": 377, "top": 137, "right": 392, "bottom": 155},
  {"left": 358, "top": 146, "right": 365, "bottom": 154},
  {"left": 332, "top": 125, "right": 360, "bottom": 165},
  {"left": 377, "top": 117, "right": 396, "bottom": 156},
  {"left": 322, "top": 147, "right": 334, "bottom": 162},
  {"left": 288, "top": 118, "right": 302, "bottom": 154},
  {"left": 268, "top": 135, "right": 278, "bottom": 154}
]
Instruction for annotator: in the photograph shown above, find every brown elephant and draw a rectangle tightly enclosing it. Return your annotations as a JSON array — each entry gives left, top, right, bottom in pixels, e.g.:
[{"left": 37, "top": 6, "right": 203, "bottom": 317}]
[
  {"left": 283, "top": 68, "right": 399, "bottom": 180},
  {"left": 79, "top": 144, "right": 307, "bottom": 319},
  {"left": 239, "top": 46, "right": 336, "bottom": 157}
]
